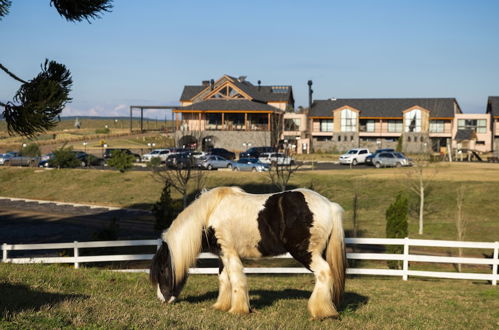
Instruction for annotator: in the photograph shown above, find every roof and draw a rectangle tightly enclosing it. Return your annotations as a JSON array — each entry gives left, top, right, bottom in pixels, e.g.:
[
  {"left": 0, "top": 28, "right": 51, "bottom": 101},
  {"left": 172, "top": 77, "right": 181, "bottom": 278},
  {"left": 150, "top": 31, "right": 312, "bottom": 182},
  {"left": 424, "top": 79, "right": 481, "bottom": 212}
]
[
  {"left": 175, "top": 99, "right": 281, "bottom": 112},
  {"left": 309, "top": 98, "right": 460, "bottom": 118},
  {"left": 487, "top": 96, "right": 499, "bottom": 116},
  {"left": 455, "top": 129, "right": 477, "bottom": 141},
  {"left": 180, "top": 75, "right": 293, "bottom": 103}
]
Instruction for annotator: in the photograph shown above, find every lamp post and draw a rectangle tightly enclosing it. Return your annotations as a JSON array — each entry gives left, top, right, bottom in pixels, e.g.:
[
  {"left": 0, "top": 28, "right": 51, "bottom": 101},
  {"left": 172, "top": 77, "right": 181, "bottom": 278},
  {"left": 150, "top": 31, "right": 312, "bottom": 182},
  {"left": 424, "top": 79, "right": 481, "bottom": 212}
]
[{"left": 102, "top": 143, "right": 108, "bottom": 160}]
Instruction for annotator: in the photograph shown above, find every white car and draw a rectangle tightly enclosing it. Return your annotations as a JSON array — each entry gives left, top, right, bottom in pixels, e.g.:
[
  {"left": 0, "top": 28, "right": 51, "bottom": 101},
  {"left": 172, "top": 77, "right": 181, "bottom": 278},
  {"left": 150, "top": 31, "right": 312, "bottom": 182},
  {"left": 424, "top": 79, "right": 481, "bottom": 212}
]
[
  {"left": 258, "top": 152, "right": 294, "bottom": 166},
  {"left": 142, "top": 149, "right": 173, "bottom": 162},
  {"left": 339, "top": 148, "right": 371, "bottom": 165}
]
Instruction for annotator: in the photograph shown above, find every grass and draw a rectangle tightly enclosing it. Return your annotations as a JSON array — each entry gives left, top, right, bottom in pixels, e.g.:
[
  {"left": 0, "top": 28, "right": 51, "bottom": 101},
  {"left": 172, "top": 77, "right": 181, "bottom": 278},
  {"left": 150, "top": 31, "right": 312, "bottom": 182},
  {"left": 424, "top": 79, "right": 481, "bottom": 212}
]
[
  {"left": 0, "top": 264, "right": 497, "bottom": 329},
  {"left": 1, "top": 162, "right": 498, "bottom": 244}
]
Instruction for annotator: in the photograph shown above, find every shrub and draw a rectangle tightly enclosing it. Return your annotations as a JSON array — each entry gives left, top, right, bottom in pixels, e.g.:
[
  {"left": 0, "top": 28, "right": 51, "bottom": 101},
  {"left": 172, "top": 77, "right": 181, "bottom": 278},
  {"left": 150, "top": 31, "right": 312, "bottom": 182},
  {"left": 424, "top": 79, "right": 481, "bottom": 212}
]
[
  {"left": 147, "top": 157, "right": 161, "bottom": 169},
  {"left": 49, "top": 146, "right": 81, "bottom": 168},
  {"left": 152, "top": 183, "right": 182, "bottom": 231},
  {"left": 95, "top": 128, "right": 110, "bottom": 134},
  {"left": 20, "top": 143, "right": 41, "bottom": 157},
  {"left": 107, "top": 150, "right": 134, "bottom": 173},
  {"left": 385, "top": 193, "right": 408, "bottom": 269}
]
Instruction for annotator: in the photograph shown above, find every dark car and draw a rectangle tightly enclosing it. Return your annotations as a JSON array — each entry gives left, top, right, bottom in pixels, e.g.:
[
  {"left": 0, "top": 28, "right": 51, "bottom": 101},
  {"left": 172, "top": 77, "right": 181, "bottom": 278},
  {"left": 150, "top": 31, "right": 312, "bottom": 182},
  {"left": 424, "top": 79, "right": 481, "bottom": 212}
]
[
  {"left": 208, "top": 148, "right": 236, "bottom": 160},
  {"left": 165, "top": 152, "right": 194, "bottom": 169},
  {"left": 104, "top": 148, "right": 141, "bottom": 162},
  {"left": 74, "top": 151, "right": 104, "bottom": 167},
  {"left": 239, "top": 146, "right": 276, "bottom": 159},
  {"left": 365, "top": 148, "right": 396, "bottom": 165}
]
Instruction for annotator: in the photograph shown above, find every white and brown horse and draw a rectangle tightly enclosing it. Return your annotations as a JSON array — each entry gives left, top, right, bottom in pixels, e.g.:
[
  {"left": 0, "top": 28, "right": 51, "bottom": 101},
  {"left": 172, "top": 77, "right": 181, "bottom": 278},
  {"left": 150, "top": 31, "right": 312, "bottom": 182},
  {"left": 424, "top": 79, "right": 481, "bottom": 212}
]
[{"left": 150, "top": 186, "right": 346, "bottom": 319}]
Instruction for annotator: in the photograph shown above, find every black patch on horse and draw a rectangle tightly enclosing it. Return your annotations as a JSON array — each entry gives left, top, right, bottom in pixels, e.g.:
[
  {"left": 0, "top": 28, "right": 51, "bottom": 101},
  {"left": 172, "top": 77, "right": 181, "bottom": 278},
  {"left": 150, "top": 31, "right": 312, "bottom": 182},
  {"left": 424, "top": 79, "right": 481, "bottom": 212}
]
[
  {"left": 202, "top": 226, "right": 221, "bottom": 254},
  {"left": 256, "top": 191, "right": 314, "bottom": 268}
]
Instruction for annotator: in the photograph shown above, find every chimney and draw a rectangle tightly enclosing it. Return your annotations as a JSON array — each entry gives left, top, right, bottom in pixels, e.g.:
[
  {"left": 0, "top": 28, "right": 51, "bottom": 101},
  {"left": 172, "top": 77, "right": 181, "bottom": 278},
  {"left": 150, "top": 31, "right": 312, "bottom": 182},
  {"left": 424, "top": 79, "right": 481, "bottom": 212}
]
[
  {"left": 307, "top": 80, "right": 313, "bottom": 111},
  {"left": 202, "top": 80, "right": 210, "bottom": 87},
  {"left": 210, "top": 79, "right": 214, "bottom": 90},
  {"left": 238, "top": 75, "right": 247, "bottom": 82},
  {"left": 258, "top": 80, "right": 261, "bottom": 91}
]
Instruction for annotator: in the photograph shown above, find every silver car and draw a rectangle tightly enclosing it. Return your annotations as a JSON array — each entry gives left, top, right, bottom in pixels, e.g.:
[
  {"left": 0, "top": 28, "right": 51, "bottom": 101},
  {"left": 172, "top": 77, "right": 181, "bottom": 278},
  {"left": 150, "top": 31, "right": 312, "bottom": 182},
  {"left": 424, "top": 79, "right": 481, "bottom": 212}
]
[
  {"left": 372, "top": 152, "right": 411, "bottom": 168},
  {"left": 232, "top": 158, "right": 270, "bottom": 172},
  {"left": 0, "top": 152, "right": 18, "bottom": 165},
  {"left": 199, "top": 155, "right": 232, "bottom": 170}
]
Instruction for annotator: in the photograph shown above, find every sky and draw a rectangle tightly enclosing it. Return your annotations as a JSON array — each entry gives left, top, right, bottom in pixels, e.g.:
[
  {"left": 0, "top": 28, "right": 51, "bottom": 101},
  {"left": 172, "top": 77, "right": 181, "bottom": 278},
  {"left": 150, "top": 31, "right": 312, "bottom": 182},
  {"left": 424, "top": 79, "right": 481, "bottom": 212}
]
[{"left": 1, "top": 0, "right": 499, "bottom": 118}]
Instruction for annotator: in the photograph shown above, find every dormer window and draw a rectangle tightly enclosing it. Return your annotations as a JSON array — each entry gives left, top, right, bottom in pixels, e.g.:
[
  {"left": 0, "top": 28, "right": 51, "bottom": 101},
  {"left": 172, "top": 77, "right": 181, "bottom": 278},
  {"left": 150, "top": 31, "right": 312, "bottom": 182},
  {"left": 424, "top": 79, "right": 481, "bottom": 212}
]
[{"left": 404, "top": 108, "right": 422, "bottom": 132}]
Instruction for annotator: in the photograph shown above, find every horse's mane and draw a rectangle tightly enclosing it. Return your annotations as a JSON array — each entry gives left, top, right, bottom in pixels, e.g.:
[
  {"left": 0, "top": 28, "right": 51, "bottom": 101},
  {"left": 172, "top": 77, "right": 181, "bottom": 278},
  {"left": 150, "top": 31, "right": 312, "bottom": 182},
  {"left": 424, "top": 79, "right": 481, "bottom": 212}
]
[{"left": 162, "top": 186, "right": 243, "bottom": 285}]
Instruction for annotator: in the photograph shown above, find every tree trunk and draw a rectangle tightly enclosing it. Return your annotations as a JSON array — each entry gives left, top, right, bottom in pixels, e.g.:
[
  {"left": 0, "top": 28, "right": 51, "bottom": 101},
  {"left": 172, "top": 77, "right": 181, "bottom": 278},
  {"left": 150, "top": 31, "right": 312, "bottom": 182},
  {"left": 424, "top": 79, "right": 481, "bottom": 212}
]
[{"left": 418, "top": 184, "right": 424, "bottom": 235}]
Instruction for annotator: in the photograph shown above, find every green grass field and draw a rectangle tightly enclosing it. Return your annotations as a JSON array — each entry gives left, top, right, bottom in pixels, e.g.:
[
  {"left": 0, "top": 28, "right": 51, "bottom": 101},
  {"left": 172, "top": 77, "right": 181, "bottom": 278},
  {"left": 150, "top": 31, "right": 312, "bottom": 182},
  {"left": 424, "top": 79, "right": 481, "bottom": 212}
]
[{"left": 1, "top": 264, "right": 497, "bottom": 329}]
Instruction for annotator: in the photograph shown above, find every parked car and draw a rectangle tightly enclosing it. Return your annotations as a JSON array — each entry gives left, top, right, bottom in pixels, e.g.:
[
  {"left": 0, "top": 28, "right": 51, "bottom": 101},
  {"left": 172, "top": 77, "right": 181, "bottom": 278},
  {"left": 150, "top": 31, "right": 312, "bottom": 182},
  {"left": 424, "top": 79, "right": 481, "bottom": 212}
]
[
  {"left": 0, "top": 152, "right": 18, "bottom": 165},
  {"left": 365, "top": 148, "right": 396, "bottom": 165},
  {"left": 199, "top": 155, "right": 233, "bottom": 170},
  {"left": 239, "top": 146, "right": 276, "bottom": 159},
  {"left": 208, "top": 148, "right": 236, "bottom": 160},
  {"left": 232, "top": 158, "right": 270, "bottom": 172},
  {"left": 142, "top": 149, "right": 173, "bottom": 162},
  {"left": 258, "top": 152, "right": 295, "bottom": 166},
  {"left": 38, "top": 153, "right": 55, "bottom": 167},
  {"left": 4, "top": 155, "right": 40, "bottom": 167},
  {"left": 372, "top": 151, "right": 412, "bottom": 168},
  {"left": 74, "top": 151, "right": 104, "bottom": 167},
  {"left": 165, "top": 152, "right": 195, "bottom": 169},
  {"left": 339, "top": 148, "right": 371, "bottom": 165},
  {"left": 104, "top": 148, "right": 141, "bottom": 162}
]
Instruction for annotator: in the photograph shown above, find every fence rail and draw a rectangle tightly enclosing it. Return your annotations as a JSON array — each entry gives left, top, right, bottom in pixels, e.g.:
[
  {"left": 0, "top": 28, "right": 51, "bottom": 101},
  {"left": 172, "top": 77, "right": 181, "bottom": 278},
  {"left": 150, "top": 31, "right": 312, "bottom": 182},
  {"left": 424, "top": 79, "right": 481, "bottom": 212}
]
[{"left": 2, "top": 238, "right": 498, "bottom": 285}]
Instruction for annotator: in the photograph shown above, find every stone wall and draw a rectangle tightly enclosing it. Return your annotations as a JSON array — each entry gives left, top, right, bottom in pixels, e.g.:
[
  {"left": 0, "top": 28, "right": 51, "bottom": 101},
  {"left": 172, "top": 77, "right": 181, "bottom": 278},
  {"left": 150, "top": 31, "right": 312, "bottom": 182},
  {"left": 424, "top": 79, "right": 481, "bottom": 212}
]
[
  {"left": 175, "top": 130, "right": 272, "bottom": 152},
  {"left": 401, "top": 132, "right": 431, "bottom": 154}
]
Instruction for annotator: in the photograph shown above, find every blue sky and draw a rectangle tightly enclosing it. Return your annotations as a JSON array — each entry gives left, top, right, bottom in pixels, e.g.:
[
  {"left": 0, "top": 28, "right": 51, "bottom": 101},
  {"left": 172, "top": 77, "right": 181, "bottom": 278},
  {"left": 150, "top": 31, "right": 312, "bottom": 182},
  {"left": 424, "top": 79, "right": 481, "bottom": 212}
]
[{"left": 1, "top": 0, "right": 499, "bottom": 117}]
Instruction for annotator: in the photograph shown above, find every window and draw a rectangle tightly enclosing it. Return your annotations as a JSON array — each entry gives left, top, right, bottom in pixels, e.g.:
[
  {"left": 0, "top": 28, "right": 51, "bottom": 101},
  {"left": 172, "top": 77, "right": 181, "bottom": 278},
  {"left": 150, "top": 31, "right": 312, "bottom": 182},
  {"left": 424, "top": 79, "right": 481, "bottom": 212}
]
[
  {"left": 284, "top": 118, "right": 301, "bottom": 131},
  {"left": 429, "top": 120, "right": 445, "bottom": 133},
  {"left": 340, "top": 109, "right": 357, "bottom": 132},
  {"left": 387, "top": 120, "right": 403, "bottom": 133},
  {"left": 404, "top": 109, "right": 422, "bottom": 132},
  {"left": 360, "top": 119, "right": 375, "bottom": 132},
  {"left": 319, "top": 119, "right": 333, "bottom": 132},
  {"left": 458, "top": 119, "right": 487, "bottom": 133}
]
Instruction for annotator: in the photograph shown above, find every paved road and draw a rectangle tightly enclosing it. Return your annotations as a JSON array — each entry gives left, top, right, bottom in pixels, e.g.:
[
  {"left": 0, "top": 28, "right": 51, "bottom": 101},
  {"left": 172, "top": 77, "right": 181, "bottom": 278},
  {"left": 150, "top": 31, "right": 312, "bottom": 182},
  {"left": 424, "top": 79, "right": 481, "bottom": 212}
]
[{"left": 0, "top": 198, "right": 157, "bottom": 245}]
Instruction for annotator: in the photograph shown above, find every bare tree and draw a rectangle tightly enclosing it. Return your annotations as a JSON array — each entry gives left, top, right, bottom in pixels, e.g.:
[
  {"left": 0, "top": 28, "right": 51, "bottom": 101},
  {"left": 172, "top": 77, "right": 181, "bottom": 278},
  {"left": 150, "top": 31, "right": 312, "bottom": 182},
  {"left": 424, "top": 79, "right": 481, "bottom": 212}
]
[
  {"left": 455, "top": 184, "right": 467, "bottom": 272},
  {"left": 405, "top": 160, "right": 437, "bottom": 235},
  {"left": 153, "top": 160, "right": 207, "bottom": 209},
  {"left": 267, "top": 145, "right": 301, "bottom": 192}
]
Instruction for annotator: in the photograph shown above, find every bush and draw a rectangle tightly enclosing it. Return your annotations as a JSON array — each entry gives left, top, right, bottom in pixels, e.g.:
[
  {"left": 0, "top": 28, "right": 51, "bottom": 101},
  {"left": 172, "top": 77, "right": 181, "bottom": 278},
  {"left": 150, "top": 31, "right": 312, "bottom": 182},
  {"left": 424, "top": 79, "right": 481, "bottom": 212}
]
[
  {"left": 20, "top": 143, "right": 41, "bottom": 157},
  {"left": 107, "top": 150, "right": 134, "bottom": 173},
  {"left": 385, "top": 193, "right": 408, "bottom": 269},
  {"left": 147, "top": 157, "right": 161, "bottom": 169},
  {"left": 49, "top": 146, "right": 81, "bottom": 168},
  {"left": 152, "top": 183, "right": 182, "bottom": 231},
  {"left": 95, "top": 128, "right": 110, "bottom": 134}
]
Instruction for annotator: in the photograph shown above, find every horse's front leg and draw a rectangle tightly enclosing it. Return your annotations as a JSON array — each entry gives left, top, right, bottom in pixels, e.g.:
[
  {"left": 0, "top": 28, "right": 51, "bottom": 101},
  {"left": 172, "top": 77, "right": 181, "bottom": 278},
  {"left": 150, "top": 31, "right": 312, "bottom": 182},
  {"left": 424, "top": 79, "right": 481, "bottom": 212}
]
[
  {"left": 213, "top": 261, "right": 232, "bottom": 311},
  {"left": 221, "top": 252, "right": 251, "bottom": 314}
]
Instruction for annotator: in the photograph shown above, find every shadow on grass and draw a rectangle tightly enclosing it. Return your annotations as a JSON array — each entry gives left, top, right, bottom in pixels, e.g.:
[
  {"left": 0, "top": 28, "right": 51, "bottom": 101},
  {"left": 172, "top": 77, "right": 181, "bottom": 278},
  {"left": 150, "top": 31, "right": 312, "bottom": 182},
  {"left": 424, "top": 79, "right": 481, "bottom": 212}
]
[
  {"left": 183, "top": 289, "right": 368, "bottom": 313},
  {"left": 0, "top": 283, "right": 88, "bottom": 318}
]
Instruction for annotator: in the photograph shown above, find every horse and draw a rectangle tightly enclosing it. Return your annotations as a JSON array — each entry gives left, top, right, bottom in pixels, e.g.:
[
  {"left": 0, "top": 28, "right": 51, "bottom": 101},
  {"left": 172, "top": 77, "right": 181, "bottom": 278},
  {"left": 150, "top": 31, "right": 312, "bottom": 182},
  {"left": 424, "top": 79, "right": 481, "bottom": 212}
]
[{"left": 150, "top": 186, "right": 346, "bottom": 319}]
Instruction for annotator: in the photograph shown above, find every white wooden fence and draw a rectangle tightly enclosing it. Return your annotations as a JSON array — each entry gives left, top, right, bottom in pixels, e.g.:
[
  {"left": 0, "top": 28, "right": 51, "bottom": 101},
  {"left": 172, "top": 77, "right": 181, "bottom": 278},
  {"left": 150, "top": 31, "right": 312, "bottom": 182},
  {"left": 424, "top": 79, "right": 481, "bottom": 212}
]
[{"left": 2, "top": 238, "right": 498, "bottom": 285}]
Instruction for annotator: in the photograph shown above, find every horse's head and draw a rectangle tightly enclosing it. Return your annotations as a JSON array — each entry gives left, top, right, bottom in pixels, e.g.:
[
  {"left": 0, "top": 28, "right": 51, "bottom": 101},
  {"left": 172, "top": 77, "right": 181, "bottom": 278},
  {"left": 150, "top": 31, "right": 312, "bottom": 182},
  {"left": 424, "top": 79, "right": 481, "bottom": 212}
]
[{"left": 150, "top": 241, "right": 184, "bottom": 304}]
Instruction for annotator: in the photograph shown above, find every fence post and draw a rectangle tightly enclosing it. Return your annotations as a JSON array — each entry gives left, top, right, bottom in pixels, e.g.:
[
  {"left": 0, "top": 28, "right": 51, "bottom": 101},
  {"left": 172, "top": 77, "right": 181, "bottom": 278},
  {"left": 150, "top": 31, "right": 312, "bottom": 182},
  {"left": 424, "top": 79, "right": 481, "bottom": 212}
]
[
  {"left": 493, "top": 242, "right": 498, "bottom": 286},
  {"left": 74, "top": 241, "right": 79, "bottom": 269},
  {"left": 2, "top": 243, "right": 7, "bottom": 262},
  {"left": 402, "top": 237, "right": 409, "bottom": 281}
]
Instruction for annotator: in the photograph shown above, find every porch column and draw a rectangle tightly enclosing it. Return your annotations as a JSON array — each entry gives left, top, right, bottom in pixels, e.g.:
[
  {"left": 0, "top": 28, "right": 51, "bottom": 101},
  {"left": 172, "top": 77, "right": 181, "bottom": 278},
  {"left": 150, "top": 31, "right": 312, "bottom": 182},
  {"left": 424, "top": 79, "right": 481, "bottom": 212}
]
[
  {"left": 140, "top": 108, "right": 144, "bottom": 132},
  {"left": 267, "top": 113, "right": 271, "bottom": 131},
  {"left": 245, "top": 113, "right": 248, "bottom": 131},
  {"left": 198, "top": 112, "right": 202, "bottom": 131},
  {"left": 175, "top": 112, "right": 180, "bottom": 131},
  {"left": 222, "top": 113, "right": 225, "bottom": 131}
]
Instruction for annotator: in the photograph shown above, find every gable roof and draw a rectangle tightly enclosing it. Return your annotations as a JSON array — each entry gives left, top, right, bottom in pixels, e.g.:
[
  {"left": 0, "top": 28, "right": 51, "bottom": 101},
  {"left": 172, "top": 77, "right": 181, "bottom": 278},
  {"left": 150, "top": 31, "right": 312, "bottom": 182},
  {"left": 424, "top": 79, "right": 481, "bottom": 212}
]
[
  {"left": 310, "top": 98, "right": 460, "bottom": 118},
  {"left": 180, "top": 75, "right": 294, "bottom": 104},
  {"left": 486, "top": 96, "right": 499, "bottom": 116},
  {"left": 175, "top": 99, "right": 280, "bottom": 112}
]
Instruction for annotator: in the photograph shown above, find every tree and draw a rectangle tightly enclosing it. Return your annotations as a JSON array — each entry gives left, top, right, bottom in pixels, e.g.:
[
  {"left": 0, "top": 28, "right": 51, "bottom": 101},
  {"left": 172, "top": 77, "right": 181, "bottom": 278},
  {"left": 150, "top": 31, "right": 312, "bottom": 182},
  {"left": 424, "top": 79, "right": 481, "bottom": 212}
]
[
  {"left": 152, "top": 182, "right": 182, "bottom": 231},
  {"left": 0, "top": 0, "right": 113, "bottom": 137},
  {"left": 406, "top": 160, "right": 436, "bottom": 235},
  {"left": 20, "top": 143, "right": 41, "bottom": 157},
  {"left": 385, "top": 193, "right": 409, "bottom": 269},
  {"left": 49, "top": 145, "right": 81, "bottom": 168},
  {"left": 267, "top": 150, "right": 301, "bottom": 192},
  {"left": 107, "top": 150, "right": 134, "bottom": 173}
]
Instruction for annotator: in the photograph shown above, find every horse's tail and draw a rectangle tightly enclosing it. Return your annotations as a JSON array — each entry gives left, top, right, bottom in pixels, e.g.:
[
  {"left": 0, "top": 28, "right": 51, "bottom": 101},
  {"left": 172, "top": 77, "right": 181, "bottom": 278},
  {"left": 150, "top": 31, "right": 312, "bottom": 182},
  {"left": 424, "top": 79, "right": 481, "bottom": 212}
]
[
  {"left": 325, "top": 203, "right": 346, "bottom": 307},
  {"left": 163, "top": 187, "right": 232, "bottom": 286}
]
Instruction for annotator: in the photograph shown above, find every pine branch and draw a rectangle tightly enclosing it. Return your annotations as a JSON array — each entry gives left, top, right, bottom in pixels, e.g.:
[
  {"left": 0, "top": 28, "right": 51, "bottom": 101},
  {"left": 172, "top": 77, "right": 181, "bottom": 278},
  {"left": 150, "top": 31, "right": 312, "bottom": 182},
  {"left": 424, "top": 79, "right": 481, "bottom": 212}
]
[
  {"left": 0, "top": 0, "right": 11, "bottom": 20},
  {"left": 0, "top": 63, "right": 28, "bottom": 84},
  {"left": 50, "top": 0, "right": 113, "bottom": 23}
]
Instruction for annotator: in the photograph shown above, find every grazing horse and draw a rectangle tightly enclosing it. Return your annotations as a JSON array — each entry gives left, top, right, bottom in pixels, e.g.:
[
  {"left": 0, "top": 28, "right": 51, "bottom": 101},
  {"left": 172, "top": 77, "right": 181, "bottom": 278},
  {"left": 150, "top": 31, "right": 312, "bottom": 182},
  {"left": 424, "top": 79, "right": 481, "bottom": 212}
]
[{"left": 150, "top": 186, "right": 346, "bottom": 319}]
